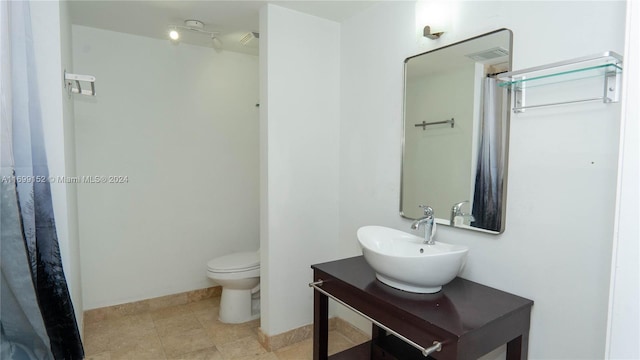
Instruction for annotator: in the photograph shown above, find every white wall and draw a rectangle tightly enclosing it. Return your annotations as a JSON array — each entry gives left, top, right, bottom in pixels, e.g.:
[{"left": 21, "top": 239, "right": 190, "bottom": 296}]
[
  {"left": 339, "top": 1, "right": 625, "bottom": 359},
  {"left": 72, "top": 26, "right": 259, "bottom": 309},
  {"left": 606, "top": 0, "right": 640, "bottom": 358},
  {"left": 259, "top": 4, "right": 341, "bottom": 336},
  {"left": 31, "top": 0, "right": 84, "bottom": 331}
]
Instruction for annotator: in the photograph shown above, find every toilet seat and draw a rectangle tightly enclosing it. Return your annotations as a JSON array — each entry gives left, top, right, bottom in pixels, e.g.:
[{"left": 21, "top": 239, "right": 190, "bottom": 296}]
[{"left": 207, "top": 251, "right": 259, "bottom": 273}]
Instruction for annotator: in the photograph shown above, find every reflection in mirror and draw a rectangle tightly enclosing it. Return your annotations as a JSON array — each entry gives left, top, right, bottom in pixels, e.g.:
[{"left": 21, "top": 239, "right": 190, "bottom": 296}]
[{"left": 401, "top": 29, "right": 512, "bottom": 234}]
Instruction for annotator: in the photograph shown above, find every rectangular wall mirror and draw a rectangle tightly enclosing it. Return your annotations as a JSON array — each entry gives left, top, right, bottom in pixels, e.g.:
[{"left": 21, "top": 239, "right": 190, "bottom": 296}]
[{"left": 400, "top": 29, "right": 512, "bottom": 234}]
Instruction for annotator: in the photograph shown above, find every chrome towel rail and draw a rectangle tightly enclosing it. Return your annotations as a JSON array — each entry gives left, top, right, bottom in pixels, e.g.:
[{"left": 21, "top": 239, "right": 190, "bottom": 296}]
[
  {"left": 308, "top": 280, "right": 442, "bottom": 358},
  {"left": 512, "top": 97, "right": 605, "bottom": 112},
  {"left": 414, "top": 118, "right": 454, "bottom": 130}
]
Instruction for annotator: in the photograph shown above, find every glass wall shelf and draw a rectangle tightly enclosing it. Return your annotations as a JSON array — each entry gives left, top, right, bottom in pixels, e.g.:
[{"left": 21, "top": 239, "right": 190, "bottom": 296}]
[{"left": 497, "top": 51, "right": 623, "bottom": 113}]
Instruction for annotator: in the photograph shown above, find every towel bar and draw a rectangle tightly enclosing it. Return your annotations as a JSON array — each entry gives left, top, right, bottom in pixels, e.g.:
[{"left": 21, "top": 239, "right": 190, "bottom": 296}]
[
  {"left": 414, "top": 118, "right": 454, "bottom": 130},
  {"left": 309, "top": 280, "right": 442, "bottom": 357}
]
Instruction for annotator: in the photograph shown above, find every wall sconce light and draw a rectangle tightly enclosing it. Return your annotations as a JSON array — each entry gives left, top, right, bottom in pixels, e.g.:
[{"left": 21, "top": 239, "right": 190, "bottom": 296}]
[
  {"left": 416, "top": 1, "right": 457, "bottom": 41},
  {"left": 169, "top": 27, "right": 180, "bottom": 42},
  {"left": 423, "top": 25, "right": 444, "bottom": 40}
]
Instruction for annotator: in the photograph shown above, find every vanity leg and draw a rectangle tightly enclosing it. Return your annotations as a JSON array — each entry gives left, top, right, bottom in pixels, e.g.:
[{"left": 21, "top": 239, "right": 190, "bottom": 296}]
[
  {"left": 506, "top": 333, "right": 529, "bottom": 360},
  {"left": 313, "top": 288, "right": 329, "bottom": 360},
  {"left": 369, "top": 324, "right": 387, "bottom": 359},
  {"left": 372, "top": 324, "right": 386, "bottom": 339}
]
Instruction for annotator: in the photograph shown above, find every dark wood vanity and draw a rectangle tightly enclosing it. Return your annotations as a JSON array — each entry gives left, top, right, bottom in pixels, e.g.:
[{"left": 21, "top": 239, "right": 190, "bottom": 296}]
[{"left": 311, "top": 256, "right": 533, "bottom": 360}]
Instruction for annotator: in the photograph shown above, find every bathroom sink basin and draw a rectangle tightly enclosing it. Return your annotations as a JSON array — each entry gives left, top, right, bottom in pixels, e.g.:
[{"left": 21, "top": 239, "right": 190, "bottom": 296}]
[{"left": 357, "top": 226, "right": 469, "bottom": 293}]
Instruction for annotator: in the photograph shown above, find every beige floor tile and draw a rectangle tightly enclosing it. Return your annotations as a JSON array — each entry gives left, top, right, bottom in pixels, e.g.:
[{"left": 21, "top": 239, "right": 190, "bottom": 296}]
[
  {"left": 216, "top": 337, "right": 268, "bottom": 359},
  {"left": 160, "top": 327, "right": 216, "bottom": 357},
  {"left": 104, "top": 316, "right": 131, "bottom": 331},
  {"left": 107, "top": 313, "right": 155, "bottom": 339},
  {"left": 110, "top": 334, "right": 166, "bottom": 360},
  {"left": 243, "top": 319, "right": 260, "bottom": 330},
  {"left": 208, "top": 314, "right": 256, "bottom": 328},
  {"left": 109, "top": 326, "right": 159, "bottom": 350},
  {"left": 111, "top": 345, "right": 167, "bottom": 360},
  {"left": 206, "top": 323, "right": 258, "bottom": 346},
  {"left": 193, "top": 308, "right": 220, "bottom": 327},
  {"left": 85, "top": 351, "right": 111, "bottom": 360},
  {"left": 155, "top": 313, "right": 203, "bottom": 337},
  {"left": 83, "top": 326, "right": 110, "bottom": 355},
  {"left": 165, "top": 346, "right": 223, "bottom": 360},
  {"left": 274, "top": 331, "right": 355, "bottom": 359},
  {"left": 234, "top": 352, "right": 279, "bottom": 360},
  {"left": 187, "top": 298, "right": 220, "bottom": 313},
  {"left": 328, "top": 331, "right": 357, "bottom": 355},
  {"left": 335, "top": 319, "right": 370, "bottom": 345},
  {"left": 198, "top": 316, "right": 224, "bottom": 330},
  {"left": 84, "top": 318, "right": 110, "bottom": 334},
  {"left": 84, "top": 294, "right": 367, "bottom": 360},
  {"left": 150, "top": 304, "right": 193, "bottom": 321},
  {"left": 274, "top": 338, "right": 313, "bottom": 360}
]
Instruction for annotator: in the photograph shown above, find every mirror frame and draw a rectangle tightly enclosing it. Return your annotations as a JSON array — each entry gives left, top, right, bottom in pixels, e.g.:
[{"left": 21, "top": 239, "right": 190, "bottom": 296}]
[{"left": 399, "top": 28, "right": 513, "bottom": 234}]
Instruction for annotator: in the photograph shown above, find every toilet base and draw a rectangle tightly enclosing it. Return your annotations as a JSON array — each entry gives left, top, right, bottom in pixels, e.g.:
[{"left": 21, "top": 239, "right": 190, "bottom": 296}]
[{"left": 219, "top": 288, "right": 260, "bottom": 324}]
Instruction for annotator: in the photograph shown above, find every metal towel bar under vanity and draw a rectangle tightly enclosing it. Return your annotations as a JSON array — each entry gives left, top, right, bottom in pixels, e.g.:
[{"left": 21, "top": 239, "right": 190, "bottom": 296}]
[{"left": 310, "top": 256, "right": 533, "bottom": 360}]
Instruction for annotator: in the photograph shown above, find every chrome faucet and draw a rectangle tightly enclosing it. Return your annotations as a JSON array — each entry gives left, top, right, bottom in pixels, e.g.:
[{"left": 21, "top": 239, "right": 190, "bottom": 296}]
[
  {"left": 451, "top": 201, "right": 475, "bottom": 226},
  {"left": 411, "top": 205, "right": 435, "bottom": 245}
]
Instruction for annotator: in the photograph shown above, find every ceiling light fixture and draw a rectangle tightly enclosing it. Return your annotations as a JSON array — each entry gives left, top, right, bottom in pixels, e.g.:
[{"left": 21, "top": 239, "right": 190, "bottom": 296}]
[{"left": 167, "top": 19, "right": 223, "bottom": 48}]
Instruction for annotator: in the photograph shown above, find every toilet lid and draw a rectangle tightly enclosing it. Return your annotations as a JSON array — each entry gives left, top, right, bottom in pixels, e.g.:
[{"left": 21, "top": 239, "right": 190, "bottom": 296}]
[{"left": 207, "top": 251, "right": 260, "bottom": 273}]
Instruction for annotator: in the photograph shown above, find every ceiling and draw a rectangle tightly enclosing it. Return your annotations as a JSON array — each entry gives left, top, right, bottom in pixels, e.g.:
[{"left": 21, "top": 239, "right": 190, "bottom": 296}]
[{"left": 69, "top": 1, "right": 378, "bottom": 55}]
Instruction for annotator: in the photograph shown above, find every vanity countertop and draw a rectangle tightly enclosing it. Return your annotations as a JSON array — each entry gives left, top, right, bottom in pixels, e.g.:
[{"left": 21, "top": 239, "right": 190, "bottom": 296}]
[{"left": 311, "top": 256, "right": 534, "bottom": 359}]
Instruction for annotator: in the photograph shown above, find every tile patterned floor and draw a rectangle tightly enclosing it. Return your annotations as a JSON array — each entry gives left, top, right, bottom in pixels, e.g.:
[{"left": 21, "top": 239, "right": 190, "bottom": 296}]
[{"left": 84, "top": 297, "right": 364, "bottom": 360}]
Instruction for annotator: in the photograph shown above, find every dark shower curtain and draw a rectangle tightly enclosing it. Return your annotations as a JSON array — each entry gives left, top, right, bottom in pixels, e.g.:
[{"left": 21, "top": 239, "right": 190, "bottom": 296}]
[
  {"left": 471, "top": 77, "right": 504, "bottom": 232},
  {"left": 1, "top": 1, "right": 83, "bottom": 359}
]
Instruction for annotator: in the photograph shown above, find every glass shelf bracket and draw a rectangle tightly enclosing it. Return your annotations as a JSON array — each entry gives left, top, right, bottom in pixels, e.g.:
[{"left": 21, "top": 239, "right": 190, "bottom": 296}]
[{"left": 497, "top": 51, "right": 623, "bottom": 113}]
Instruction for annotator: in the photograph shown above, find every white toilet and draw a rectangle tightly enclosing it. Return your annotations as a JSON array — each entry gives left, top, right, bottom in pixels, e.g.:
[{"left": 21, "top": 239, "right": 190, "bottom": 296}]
[{"left": 206, "top": 251, "right": 260, "bottom": 324}]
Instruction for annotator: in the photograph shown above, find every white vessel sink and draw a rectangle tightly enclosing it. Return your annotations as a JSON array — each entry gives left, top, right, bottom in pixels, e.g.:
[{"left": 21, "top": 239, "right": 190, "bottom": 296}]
[{"left": 357, "top": 226, "right": 469, "bottom": 293}]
